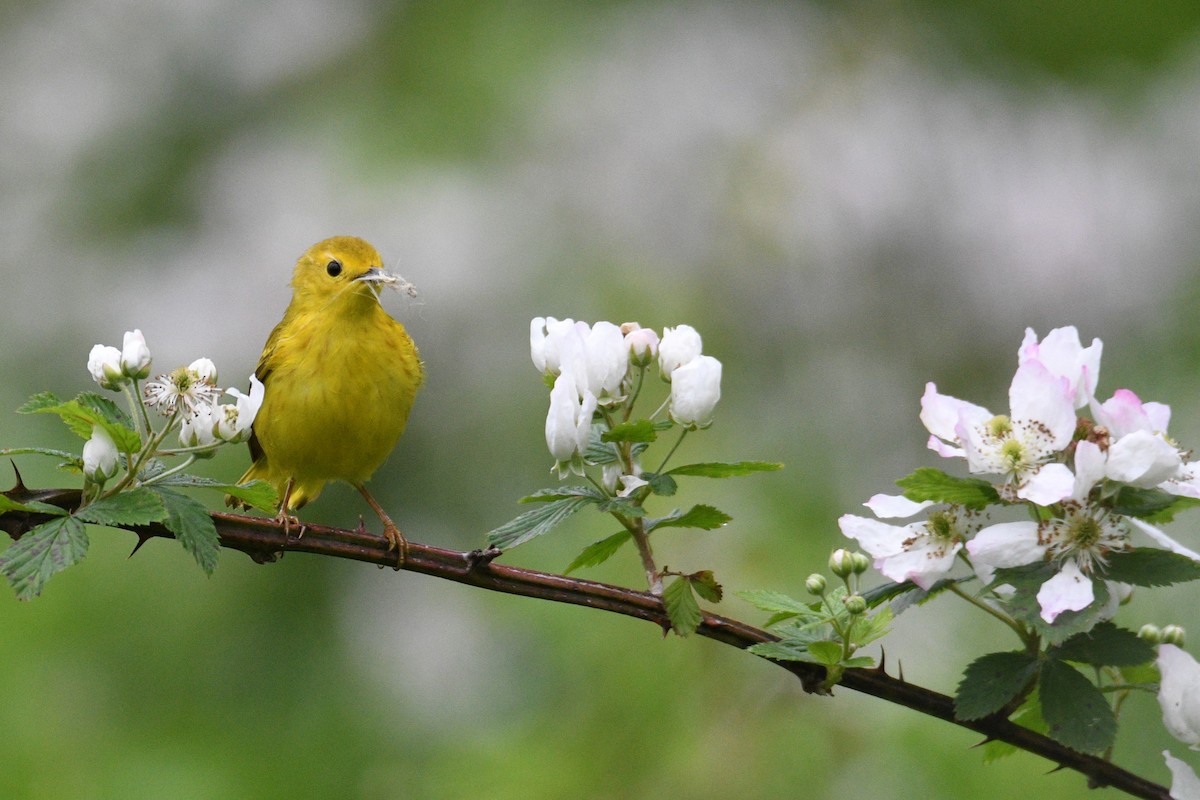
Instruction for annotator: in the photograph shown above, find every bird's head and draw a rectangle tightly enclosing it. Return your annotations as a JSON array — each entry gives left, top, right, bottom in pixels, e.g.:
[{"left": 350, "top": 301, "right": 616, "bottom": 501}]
[{"left": 290, "top": 236, "right": 399, "bottom": 310}]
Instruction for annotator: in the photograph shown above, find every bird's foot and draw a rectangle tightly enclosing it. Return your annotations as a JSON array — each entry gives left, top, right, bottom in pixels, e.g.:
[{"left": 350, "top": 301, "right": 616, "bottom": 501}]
[{"left": 382, "top": 522, "right": 408, "bottom": 571}]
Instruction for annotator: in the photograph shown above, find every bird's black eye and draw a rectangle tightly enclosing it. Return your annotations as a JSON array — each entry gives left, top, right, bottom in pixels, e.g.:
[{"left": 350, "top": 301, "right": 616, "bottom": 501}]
[{"left": 326, "top": 260, "right": 342, "bottom": 277}]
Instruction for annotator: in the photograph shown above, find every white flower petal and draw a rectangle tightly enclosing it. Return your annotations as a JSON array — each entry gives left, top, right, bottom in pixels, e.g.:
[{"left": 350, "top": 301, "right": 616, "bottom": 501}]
[
  {"left": 1073, "top": 440, "right": 1107, "bottom": 502},
  {"left": 919, "top": 383, "right": 989, "bottom": 444},
  {"left": 1036, "top": 560, "right": 1094, "bottom": 623},
  {"left": 1018, "top": 463, "right": 1075, "bottom": 506},
  {"left": 967, "top": 521, "right": 1045, "bottom": 568},
  {"left": 1127, "top": 518, "right": 1200, "bottom": 563},
  {"left": 1107, "top": 430, "right": 1183, "bottom": 488},
  {"left": 863, "top": 494, "right": 934, "bottom": 518},
  {"left": 1163, "top": 752, "right": 1200, "bottom": 800},
  {"left": 876, "top": 539, "right": 962, "bottom": 590},
  {"left": 1008, "top": 360, "right": 1076, "bottom": 451},
  {"left": 837, "top": 515, "right": 906, "bottom": 559},
  {"left": 1159, "top": 645, "right": 1200, "bottom": 748}
]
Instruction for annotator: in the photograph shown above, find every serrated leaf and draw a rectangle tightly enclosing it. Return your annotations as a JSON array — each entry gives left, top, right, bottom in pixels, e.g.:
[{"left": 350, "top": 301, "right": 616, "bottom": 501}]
[
  {"left": 647, "top": 504, "right": 731, "bottom": 533},
  {"left": 745, "top": 640, "right": 819, "bottom": 662},
  {"left": 486, "top": 496, "right": 596, "bottom": 549},
  {"left": 0, "top": 516, "right": 88, "bottom": 600},
  {"left": 848, "top": 606, "right": 892, "bottom": 647},
  {"left": 155, "top": 474, "right": 279, "bottom": 514},
  {"left": 74, "top": 487, "right": 166, "bottom": 527},
  {"left": 689, "top": 570, "right": 723, "bottom": 603},
  {"left": 895, "top": 467, "right": 1000, "bottom": 509},
  {"left": 1103, "top": 548, "right": 1200, "bottom": 587},
  {"left": 583, "top": 424, "right": 620, "bottom": 465},
  {"left": 992, "top": 564, "right": 1111, "bottom": 645},
  {"left": 955, "top": 651, "right": 1040, "bottom": 720},
  {"left": 601, "top": 420, "right": 658, "bottom": 444},
  {"left": 736, "top": 589, "right": 820, "bottom": 620},
  {"left": 644, "top": 473, "right": 677, "bottom": 496},
  {"left": 1141, "top": 496, "right": 1200, "bottom": 524},
  {"left": 663, "top": 575, "right": 702, "bottom": 636},
  {"left": 151, "top": 488, "right": 220, "bottom": 575},
  {"left": 16, "top": 391, "right": 62, "bottom": 414},
  {"left": 666, "top": 461, "right": 784, "bottom": 478},
  {"left": 1038, "top": 659, "right": 1116, "bottom": 753},
  {"left": 1048, "top": 622, "right": 1155, "bottom": 667},
  {"left": 0, "top": 447, "right": 85, "bottom": 468},
  {"left": 596, "top": 497, "right": 646, "bottom": 517},
  {"left": 981, "top": 693, "right": 1045, "bottom": 763},
  {"left": 520, "top": 486, "right": 605, "bottom": 503},
  {"left": 564, "top": 530, "right": 632, "bottom": 574},
  {"left": 21, "top": 394, "right": 141, "bottom": 454},
  {"left": 0, "top": 495, "right": 69, "bottom": 516},
  {"left": 1109, "top": 486, "right": 1186, "bottom": 518},
  {"left": 806, "top": 640, "right": 844, "bottom": 666}
]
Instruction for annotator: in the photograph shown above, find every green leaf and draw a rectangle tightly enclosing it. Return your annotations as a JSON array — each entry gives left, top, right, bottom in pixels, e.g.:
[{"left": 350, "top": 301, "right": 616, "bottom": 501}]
[
  {"left": 596, "top": 497, "right": 646, "bottom": 517},
  {"left": 745, "top": 640, "right": 818, "bottom": 662},
  {"left": 16, "top": 391, "right": 62, "bottom": 414},
  {"left": 20, "top": 393, "right": 141, "bottom": 454},
  {"left": 154, "top": 474, "right": 279, "bottom": 514},
  {"left": 992, "top": 564, "right": 1111, "bottom": 645},
  {"left": 647, "top": 504, "right": 731, "bottom": 533},
  {"left": 1103, "top": 548, "right": 1200, "bottom": 587},
  {"left": 895, "top": 467, "right": 1000, "bottom": 509},
  {"left": 1108, "top": 486, "right": 1200, "bottom": 521},
  {"left": 1048, "top": 622, "right": 1155, "bottom": 667},
  {"left": 564, "top": 530, "right": 632, "bottom": 574},
  {"left": 0, "top": 447, "right": 86, "bottom": 471},
  {"left": 520, "top": 486, "right": 605, "bottom": 504},
  {"left": 151, "top": 488, "right": 220, "bottom": 575},
  {"left": 1038, "top": 659, "right": 1116, "bottom": 754},
  {"left": 663, "top": 575, "right": 702, "bottom": 636},
  {"left": 981, "top": 693, "right": 1046, "bottom": 763},
  {"left": 847, "top": 606, "right": 892, "bottom": 647},
  {"left": 806, "top": 640, "right": 844, "bottom": 666},
  {"left": 666, "top": 461, "right": 784, "bottom": 479},
  {"left": 0, "top": 516, "right": 88, "bottom": 600},
  {"left": 73, "top": 487, "right": 166, "bottom": 527},
  {"left": 486, "top": 496, "right": 597, "bottom": 549},
  {"left": 0, "top": 495, "right": 69, "bottom": 516},
  {"left": 954, "top": 651, "right": 1040, "bottom": 721},
  {"left": 689, "top": 570, "right": 723, "bottom": 603},
  {"left": 736, "top": 589, "right": 819, "bottom": 620},
  {"left": 601, "top": 420, "right": 658, "bottom": 444},
  {"left": 645, "top": 473, "right": 677, "bottom": 496},
  {"left": 583, "top": 424, "right": 620, "bottom": 465}
]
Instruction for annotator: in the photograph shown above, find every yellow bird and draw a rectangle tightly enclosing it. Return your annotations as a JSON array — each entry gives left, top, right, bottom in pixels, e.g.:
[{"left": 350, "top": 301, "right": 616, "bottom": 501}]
[{"left": 229, "top": 236, "right": 422, "bottom": 560}]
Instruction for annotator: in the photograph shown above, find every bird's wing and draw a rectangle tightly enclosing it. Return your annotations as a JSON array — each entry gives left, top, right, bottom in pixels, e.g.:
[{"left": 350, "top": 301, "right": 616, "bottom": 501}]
[{"left": 246, "top": 315, "right": 290, "bottom": 465}]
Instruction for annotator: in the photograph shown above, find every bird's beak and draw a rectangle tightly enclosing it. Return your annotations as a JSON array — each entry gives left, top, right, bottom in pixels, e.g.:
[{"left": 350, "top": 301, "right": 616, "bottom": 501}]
[{"left": 355, "top": 267, "right": 399, "bottom": 286}]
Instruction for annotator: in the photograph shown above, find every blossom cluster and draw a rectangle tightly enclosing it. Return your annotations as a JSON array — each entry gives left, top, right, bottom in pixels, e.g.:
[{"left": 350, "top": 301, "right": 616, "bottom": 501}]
[
  {"left": 530, "top": 318, "right": 722, "bottom": 476},
  {"left": 839, "top": 326, "right": 1199, "bottom": 624},
  {"left": 85, "top": 329, "right": 263, "bottom": 482}
]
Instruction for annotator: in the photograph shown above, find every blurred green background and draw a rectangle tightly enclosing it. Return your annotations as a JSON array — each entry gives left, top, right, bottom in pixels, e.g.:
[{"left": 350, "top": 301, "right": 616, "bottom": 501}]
[{"left": 4, "top": 1, "right": 1200, "bottom": 797}]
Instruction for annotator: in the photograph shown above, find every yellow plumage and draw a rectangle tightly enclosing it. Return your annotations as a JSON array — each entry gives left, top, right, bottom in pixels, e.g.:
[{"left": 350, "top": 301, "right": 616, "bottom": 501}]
[{"left": 232, "top": 236, "right": 422, "bottom": 557}]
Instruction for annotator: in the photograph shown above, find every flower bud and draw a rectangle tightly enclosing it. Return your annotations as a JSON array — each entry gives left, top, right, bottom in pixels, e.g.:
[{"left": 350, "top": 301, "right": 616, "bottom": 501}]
[
  {"left": 669, "top": 355, "right": 722, "bottom": 429},
  {"left": 829, "top": 548, "right": 856, "bottom": 579},
  {"left": 804, "top": 573, "right": 827, "bottom": 596},
  {"left": 850, "top": 551, "right": 871, "bottom": 575},
  {"left": 188, "top": 358, "right": 218, "bottom": 385},
  {"left": 622, "top": 323, "right": 659, "bottom": 367},
  {"left": 658, "top": 324, "right": 702, "bottom": 379},
  {"left": 844, "top": 594, "right": 867, "bottom": 615},
  {"left": 88, "top": 344, "right": 125, "bottom": 391},
  {"left": 1139, "top": 624, "right": 1163, "bottom": 643},
  {"left": 1163, "top": 625, "right": 1187, "bottom": 647},
  {"left": 82, "top": 425, "right": 119, "bottom": 482},
  {"left": 119, "top": 329, "right": 152, "bottom": 380}
]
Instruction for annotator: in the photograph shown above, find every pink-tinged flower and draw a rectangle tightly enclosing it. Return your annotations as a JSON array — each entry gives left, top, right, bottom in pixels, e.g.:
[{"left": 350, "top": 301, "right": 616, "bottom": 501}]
[
  {"left": 922, "top": 360, "right": 1077, "bottom": 504},
  {"left": 1159, "top": 645, "right": 1200, "bottom": 748},
  {"left": 622, "top": 323, "right": 659, "bottom": 367},
  {"left": 839, "top": 495, "right": 977, "bottom": 590},
  {"left": 1018, "top": 326, "right": 1102, "bottom": 409},
  {"left": 1092, "top": 388, "right": 1171, "bottom": 439}
]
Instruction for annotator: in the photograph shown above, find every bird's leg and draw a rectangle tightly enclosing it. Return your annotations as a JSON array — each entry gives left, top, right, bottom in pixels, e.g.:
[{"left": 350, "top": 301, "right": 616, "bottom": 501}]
[
  {"left": 355, "top": 482, "right": 407, "bottom": 570},
  {"left": 275, "top": 478, "right": 302, "bottom": 539}
]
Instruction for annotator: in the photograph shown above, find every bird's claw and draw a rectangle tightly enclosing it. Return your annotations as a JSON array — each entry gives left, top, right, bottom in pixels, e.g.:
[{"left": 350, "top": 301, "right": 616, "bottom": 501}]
[{"left": 383, "top": 523, "right": 408, "bottom": 571}]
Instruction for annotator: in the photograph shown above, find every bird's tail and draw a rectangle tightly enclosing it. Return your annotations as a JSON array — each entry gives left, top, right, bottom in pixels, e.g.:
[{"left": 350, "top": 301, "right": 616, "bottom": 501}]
[{"left": 224, "top": 459, "right": 270, "bottom": 510}]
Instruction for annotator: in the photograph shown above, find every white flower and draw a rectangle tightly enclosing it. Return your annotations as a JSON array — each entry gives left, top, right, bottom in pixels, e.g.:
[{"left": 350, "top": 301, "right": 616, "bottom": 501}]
[
  {"left": 839, "top": 496, "right": 975, "bottom": 589},
  {"left": 545, "top": 370, "right": 597, "bottom": 476},
  {"left": 1107, "top": 429, "right": 1184, "bottom": 488},
  {"left": 658, "top": 324, "right": 703, "bottom": 379},
  {"left": 119, "top": 329, "right": 152, "bottom": 380},
  {"left": 531, "top": 317, "right": 588, "bottom": 377},
  {"left": 922, "top": 359, "right": 1077, "bottom": 504},
  {"left": 582, "top": 321, "right": 629, "bottom": 403},
  {"left": 1018, "top": 326, "right": 1102, "bottom": 409},
  {"left": 1159, "top": 645, "right": 1200, "bottom": 749},
  {"left": 144, "top": 362, "right": 223, "bottom": 414},
  {"left": 616, "top": 474, "right": 649, "bottom": 497},
  {"left": 87, "top": 344, "right": 124, "bottom": 391},
  {"left": 669, "top": 355, "right": 722, "bottom": 429},
  {"left": 179, "top": 404, "right": 218, "bottom": 449},
  {"left": 215, "top": 376, "right": 265, "bottom": 443},
  {"left": 1163, "top": 751, "right": 1200, "bottom": 800},
  {"left": 82, "top": 425, "right": 119, "bottom": 482},
  {"left": 622, "top": 323, "right": 659, "bottom": 366}
]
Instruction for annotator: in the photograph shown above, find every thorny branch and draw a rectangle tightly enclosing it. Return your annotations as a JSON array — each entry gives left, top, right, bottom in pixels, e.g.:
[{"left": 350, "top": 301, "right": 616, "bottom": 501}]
[{"left": 0, "top": 485, "right": 1171, "bottom": 800}]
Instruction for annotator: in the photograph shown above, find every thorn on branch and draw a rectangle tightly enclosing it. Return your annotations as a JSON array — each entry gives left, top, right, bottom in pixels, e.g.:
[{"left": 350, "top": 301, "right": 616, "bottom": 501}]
[{"left": 8, "top": 460, "right": 26, "bottom": 495}]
